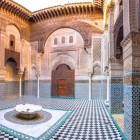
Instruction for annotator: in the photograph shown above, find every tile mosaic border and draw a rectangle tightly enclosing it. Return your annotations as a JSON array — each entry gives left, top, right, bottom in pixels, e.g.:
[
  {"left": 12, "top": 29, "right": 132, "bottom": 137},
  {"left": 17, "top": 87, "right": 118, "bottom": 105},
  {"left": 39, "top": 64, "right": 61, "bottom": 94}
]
[
  {"left": 104, "top": 103, "right": 127, "bottom": 140},
  {"left": 0, "top": 107, "right": 72, "bottom": 140}
]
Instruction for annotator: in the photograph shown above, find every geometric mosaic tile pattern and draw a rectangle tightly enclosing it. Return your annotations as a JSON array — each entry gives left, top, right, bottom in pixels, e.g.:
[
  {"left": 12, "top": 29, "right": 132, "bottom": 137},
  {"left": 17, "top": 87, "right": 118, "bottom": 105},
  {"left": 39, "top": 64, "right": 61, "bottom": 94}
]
[
  {"left": 124, "top": 84, "right": 140, "bottom": 140},
  {"left": 0, "top": 96, "right": 124, "bottom": 140},
  {"left": 110, "top": 77, "right": 123, "bottom": 114},
  {"left": 0, "top": 130, "right": 18, "bottom": 140}
]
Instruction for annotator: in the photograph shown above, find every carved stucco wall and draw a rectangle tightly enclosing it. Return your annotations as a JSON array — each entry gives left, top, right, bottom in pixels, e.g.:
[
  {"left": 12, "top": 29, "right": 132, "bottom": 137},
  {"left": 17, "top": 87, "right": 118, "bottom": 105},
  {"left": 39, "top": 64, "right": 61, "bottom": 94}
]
[
  {"left": 42, "top": 28, "right": 88, "bottom": 77},
  {"left": 22, "top": 40, "right": 30, "bottom": 75},
  {"left": 6, "top": 25, "right": 20, "bottom": 52},
  {"left": 30, "top": 17, "right": 103, "bottom": 52},
  {"left": 0, "top": 10, "right": 31, "bottom": 97},
  {"left": 0, "top": 1, "right": 106, "bottom": 99},
  {"left": 92, "top": 35, "right": 102, "bottom": 75},
  {"left": 123, "top": 0, "right": 139, "bottom": 37},
  {"left": 101, "top": 30, "right": 109, "bottom": 73}
]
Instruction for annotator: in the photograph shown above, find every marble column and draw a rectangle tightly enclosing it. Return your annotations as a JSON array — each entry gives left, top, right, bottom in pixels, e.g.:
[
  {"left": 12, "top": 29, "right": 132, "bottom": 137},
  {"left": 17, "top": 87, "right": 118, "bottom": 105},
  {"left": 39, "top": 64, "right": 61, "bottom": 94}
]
[
  {"left": 37, "top": 74, "right": 40, "bottom": 98},
  {"left": 88, "top": 74, "right": 92, "bottom": 100},
  {"left": 106, "top": 75, "right": 110, "bottom": 102},
  {"left": 18, "top": 71, "right": 23, "bottom": 98}
]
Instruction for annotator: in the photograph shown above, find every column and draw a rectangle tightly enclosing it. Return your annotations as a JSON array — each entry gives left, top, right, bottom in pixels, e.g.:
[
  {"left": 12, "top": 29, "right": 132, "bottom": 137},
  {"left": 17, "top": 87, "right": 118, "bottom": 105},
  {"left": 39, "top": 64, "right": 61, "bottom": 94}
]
[
  {"left": 36, "top": 53, "right": 42, "bottom": 98},
  {"left": 107, "top": 75, "right": 110, "bottom": 102},
  {"left": 18, "top": 71, "right": 23, "bottom": 98},
  {"left": 100, "top": 80, "right": 104, "bottom": 100},
  {"left": 105, "top": 75, "right": 110, "bottom": 106},
  {"left": 37, "top": 74, "right": 40, "bottom": 98},
  {"left": 88, "top": 74, "right": 92, "bottom": 100}
]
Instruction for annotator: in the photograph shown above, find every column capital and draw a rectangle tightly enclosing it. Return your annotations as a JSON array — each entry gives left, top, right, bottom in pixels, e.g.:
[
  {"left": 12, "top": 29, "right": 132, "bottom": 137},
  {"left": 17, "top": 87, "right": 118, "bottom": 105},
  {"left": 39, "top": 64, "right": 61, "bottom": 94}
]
[
  {"left": 36, "top": 74, "right": 40, "bottom": 78},
  {"left": 88, "top": 72, "right": 92, "bottom": 77},
  {"left": 18, "top": 70, "right": 23, "bottom": 76}
]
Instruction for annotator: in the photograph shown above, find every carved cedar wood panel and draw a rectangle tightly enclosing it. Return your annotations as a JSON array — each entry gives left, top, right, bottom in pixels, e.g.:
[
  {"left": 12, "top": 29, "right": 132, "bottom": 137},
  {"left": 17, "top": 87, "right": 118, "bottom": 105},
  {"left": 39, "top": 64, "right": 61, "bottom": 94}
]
[{"left": 51, "top": 64, "right": 75, "bottom": 97}]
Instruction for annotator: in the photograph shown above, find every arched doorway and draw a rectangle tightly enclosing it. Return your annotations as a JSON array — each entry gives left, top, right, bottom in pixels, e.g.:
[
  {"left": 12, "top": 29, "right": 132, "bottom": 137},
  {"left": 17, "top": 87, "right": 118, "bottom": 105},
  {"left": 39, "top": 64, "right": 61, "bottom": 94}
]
[
  {"left": 51, "top": 64, "right": 75, "bottom": 98},
  {"left": 5, "top": 58, "right": 19, "bottom": 99}
]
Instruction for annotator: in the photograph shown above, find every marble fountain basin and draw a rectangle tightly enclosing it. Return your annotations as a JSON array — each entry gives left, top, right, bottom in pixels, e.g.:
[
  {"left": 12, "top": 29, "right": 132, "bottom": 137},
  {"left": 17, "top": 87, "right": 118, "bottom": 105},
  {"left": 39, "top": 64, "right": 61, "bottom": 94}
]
[{"left": 15, "top": 104, "right": 42, "bottom": 119}]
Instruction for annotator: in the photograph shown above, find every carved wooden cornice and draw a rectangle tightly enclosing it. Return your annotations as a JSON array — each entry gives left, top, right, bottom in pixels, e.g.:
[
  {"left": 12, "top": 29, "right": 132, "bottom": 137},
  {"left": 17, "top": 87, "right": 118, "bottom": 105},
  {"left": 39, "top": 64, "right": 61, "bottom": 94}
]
[
  {"left": 31, "top": 3, "right": 102, "bottom": 23},
  {"left": 0, "top": 0, "right": 31, "bottom": 21},
  {"left": 0, "top": 0, "right": 104, "bottom": 23}
]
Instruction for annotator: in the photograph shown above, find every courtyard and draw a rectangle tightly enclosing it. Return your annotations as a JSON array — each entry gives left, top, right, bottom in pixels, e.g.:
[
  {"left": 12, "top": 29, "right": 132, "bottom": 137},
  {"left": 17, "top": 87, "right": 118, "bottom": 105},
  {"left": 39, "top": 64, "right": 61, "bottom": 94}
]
[
  {"left": 0, "top": 96, "right": 124, "bottom": 140},
  {"left": 0, "top": 0, "right": 140, "bottom": 139}
]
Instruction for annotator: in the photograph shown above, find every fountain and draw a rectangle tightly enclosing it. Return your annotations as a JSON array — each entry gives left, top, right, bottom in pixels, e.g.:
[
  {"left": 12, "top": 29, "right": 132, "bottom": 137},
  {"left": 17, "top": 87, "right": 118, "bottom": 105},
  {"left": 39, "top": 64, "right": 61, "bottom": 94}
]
[{"left": 15, "top": 104, "right": 42, "bottom": 119}]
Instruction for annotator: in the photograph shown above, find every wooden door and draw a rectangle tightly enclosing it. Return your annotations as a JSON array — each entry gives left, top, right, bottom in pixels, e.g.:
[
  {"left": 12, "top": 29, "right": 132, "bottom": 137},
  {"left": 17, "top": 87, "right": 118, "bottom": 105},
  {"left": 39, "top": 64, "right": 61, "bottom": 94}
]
[
  {"left": 58, "top": 79, "right": 68, "bottom": 97},
  {"left": 51, "top": 64, "right": 75, "bottom": 97}
]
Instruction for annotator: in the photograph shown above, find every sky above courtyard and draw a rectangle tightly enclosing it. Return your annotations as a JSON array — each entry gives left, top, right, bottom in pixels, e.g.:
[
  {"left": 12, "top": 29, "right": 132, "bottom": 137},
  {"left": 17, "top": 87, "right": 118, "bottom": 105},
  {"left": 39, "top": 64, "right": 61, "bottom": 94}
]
[{"left": 13, "top": 0, "right": 92, "bottom": 11}]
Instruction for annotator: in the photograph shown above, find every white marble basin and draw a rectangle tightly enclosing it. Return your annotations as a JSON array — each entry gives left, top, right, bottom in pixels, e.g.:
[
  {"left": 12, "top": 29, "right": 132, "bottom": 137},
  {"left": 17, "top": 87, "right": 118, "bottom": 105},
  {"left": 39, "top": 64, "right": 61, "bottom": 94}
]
[{"left": 15, "top": 104, "right": 42, "bottom": 115}]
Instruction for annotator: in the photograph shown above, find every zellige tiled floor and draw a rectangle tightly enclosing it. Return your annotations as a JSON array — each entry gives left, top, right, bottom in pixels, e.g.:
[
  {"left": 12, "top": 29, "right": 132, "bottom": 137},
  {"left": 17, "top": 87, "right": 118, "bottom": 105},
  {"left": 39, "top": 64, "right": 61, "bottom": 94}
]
[{"left": 0, "top": 96, "right": 123, "bottom": 140}]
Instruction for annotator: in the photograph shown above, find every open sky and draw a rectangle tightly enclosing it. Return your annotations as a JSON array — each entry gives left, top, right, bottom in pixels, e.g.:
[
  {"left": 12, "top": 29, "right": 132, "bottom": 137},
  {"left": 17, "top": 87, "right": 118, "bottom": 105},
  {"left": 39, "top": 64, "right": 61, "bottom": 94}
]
[{"left": 13, "top": 0, "right": 92, "bottom": 11}]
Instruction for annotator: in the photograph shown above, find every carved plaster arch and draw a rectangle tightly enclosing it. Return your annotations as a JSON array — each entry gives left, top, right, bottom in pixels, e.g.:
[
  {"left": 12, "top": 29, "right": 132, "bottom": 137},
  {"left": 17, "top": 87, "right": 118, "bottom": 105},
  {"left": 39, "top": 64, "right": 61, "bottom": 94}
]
[
  {"left": 93, "top": 61, "right": 101, "bottom": 75},
  {"left": 7, "top": 23, "right": 21, "bottom": 36},
  {"left": 52, "top": 54, "right": 75, "bottom": 70},
  {"left": 31, "top": 64, "right": 37, "bottom": 79},
  {"left": 44, "top": 27, "right": 84, "bottom": 47},
  {"left": 44, "top": 27, "right": 84, "bottom": 52},
  {"left": 6, "top": 24, "right": 21, "bottom": 38},
  {"left": 93, "top": 61, "right": 101, "bottom": 68}
]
